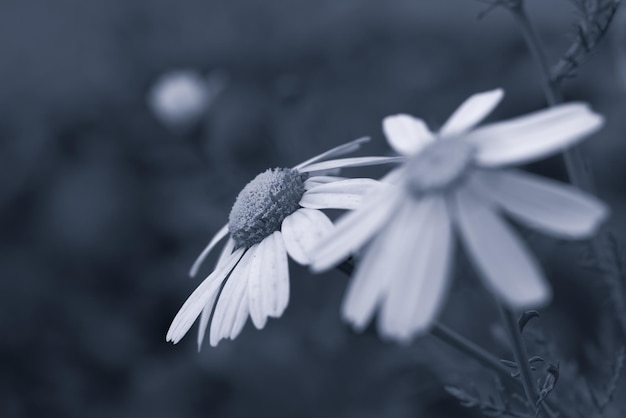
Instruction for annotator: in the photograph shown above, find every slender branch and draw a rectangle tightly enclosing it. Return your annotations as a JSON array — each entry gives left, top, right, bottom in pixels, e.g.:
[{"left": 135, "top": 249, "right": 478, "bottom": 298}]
[
  {"left": 506, "top": 0, "right": 626, "bottom": 336},
  {"left": 337, "top": 260, "right": 512, "bottom": 380},
  {"left": 498, "top": 303, "right": 555, "bottom": 418},
  {"left": 430, "top": 323, "right": 514, "bottom": 381},
  {"left": 510, "top": 6, "right": 560, "bottom": 106},
  {"left": 335, "top": 261, "right": 513, "bottom": 385},
  {"left": 335, "top": 260, "right": 559, "bottom": 415}
]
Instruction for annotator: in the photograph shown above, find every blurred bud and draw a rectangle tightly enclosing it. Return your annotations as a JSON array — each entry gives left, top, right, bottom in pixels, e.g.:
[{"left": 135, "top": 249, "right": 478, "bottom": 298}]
[{"left": 148, "top": 69, "right": 218, "bottom": 131}]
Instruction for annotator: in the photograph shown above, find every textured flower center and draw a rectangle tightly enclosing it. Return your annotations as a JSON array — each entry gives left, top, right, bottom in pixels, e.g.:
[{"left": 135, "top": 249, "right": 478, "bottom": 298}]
[
  {"left": 228, "top": 168, "right": 306, "bottom": 249},
  {"left": 406, "top": 139, "right": 474, "bottom": 195}
]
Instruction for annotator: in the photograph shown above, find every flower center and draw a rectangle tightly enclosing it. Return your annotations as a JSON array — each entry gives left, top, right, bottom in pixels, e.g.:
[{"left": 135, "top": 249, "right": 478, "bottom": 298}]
[
  {"left": 405, "top": 139, "right": 474, "bottom": 195},
  {"left": 228, "top": 168, "right": 306, "bottom": 249}
]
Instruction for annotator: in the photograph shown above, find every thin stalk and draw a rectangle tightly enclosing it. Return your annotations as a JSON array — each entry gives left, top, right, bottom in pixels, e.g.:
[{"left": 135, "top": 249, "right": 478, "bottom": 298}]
[
  {"left": 430, "top": 322, "right": 514, "bottom": 380},
  {"left": 510, "top": 6, "right": 560, "bottom": 106},
  {"left": 498, "top": 303, "right": 552, "bottom": 418},
  {"left": 336, "top": 261, "right": 512, "bottom": 384},
  {"left": 337, "top": 260, "right": 512, "bottom": 379},
  {"left": 508, "top": 1, "right": 626, "bottom": 334},
  {"left": 336, "top": 260, "right": 558, "bottom": 415}
]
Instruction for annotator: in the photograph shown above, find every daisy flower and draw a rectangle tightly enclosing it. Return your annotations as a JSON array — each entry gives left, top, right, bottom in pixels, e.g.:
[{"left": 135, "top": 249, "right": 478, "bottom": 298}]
[
  {"left": 166, "top": 137, "right": 402, "bottom": 348},
  {"left": 311, "top": 89, "right": 608, "bottom": 342}
]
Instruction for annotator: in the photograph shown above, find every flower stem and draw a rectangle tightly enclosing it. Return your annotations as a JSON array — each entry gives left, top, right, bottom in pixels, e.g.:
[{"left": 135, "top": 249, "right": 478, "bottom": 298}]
[
  {"left": 507, "top": 0, "right": 626, "bottom": 335},
  {"left": 510, "top": 5, "right": 560, "bottom": 106},
  {"left": 335, "top": 261, "right": 559, "bottom": 415},
  {"left": 337, "top": 261, "right": 512, "bottom": 378},
  {"left": 497, "top": 303, "right": 555, "bottom": 418},
  {"left": 335, "top": 261, "right": 510, "bottom": 381},
  {"left": 429, "top": 322, "right": 514, "bottom": 379}
]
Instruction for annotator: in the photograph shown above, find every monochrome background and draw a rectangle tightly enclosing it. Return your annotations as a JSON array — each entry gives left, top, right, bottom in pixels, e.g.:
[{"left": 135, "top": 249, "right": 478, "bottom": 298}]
[{"left": 1, "top": 1, "right": 625, "bottom": 417}]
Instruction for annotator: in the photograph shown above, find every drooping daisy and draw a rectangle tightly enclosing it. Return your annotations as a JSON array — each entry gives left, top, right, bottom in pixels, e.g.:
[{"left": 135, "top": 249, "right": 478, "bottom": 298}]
[
  {"left": 311, "top": 89, "right": 608, "bottom": 342},
  {"left": 166, "top": 137, "right": 402, "bottom": 348}
]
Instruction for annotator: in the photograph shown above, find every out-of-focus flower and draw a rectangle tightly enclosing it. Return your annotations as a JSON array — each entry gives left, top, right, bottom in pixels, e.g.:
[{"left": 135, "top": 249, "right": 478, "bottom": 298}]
[
  {"left": 166, "top": 137, "right": 402, "bottom": 348},
  {"left": 311, "top": 89, "right": 608, "bottom": 343},
  {"left": 148, "top": 70, "right": 216, "bottom": 130}
]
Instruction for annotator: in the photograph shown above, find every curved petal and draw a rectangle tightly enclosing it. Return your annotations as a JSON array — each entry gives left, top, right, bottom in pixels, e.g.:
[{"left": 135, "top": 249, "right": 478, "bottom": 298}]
[
  {"left": 246, "top": 242, "right": 267, "bottom": 329},
  {"left": 189, "top": 224, "right": 229, "bottom": 278},
  {"left": 467, "top": 103, "right": 604, "bottom": 167},
  {"left": 439, "top": 89, "right": 504, "bottom": 136},
  {"left": 197, "top": 239, "right": 235, "bottom": 349},
  {"left": 247, "top": 232, "right": 290, "bottom": 329},
  {"left": 304, "top": 176, "right": 346, "bottom": 190},
  {"left": 378, "top": 195, "right": 453, "bottom": 341},
  {"left": 383, "top": 114, "right": 435, "bottom": 156},
  {"left": 299, "top": 178, "right": 380, "bottom": 210},
  {"left": 282, "top": 209, "right": 334, "bottom": 265},
  {"left": 380, "top": 166, "right": 406, "bottom": 185},
  {"left": 209, "top": 248, "right": 254, "bottom": 346},
  {"left": 298, "top": 156, "right": 406, "bottom": 173},
  {"left": 310, "top": 186, "right": 403, "bottom": 272},
  {"left": 266, "top": 232, "right": 290, "bottom": 317},
  {"left": 342, "top": 206, "right": 410, "bottom": 331},
  {"left": 166, "top": 248, "right": 245, "bottom": 344},
  {"left": 471, "top": 169, "right": 608, "bottom": 239},
  {"left": 452, "top": 186, "right": 551, "bottom": 309},
  {"left": 293, "top": 137, "right": 370, "bottom": 170},
  {"left": 196, "top": 291, "right": 219, "bottom": 351}
]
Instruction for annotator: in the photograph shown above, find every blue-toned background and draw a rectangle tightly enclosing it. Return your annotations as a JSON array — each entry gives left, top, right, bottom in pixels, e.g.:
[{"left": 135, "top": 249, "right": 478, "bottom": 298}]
[{"left": 2, "top": 1, "right": 626, "bottom": 417}]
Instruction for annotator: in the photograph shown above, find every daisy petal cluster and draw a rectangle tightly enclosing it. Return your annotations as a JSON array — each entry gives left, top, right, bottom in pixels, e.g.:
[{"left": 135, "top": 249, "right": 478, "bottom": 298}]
[
  {"left": 311, "top": 89, "right": 608, "bottom": 342},
  {"left": 166, "top": 137, "right": 398, "bottom": 348}
]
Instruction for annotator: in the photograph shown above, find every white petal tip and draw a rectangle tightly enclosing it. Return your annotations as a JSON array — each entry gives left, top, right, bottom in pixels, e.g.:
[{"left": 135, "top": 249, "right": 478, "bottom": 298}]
[
  {"left": 487, "top": 88, "right": 504, "bottom": 100},
  {"left": 504, "top": 287, "right": 553, "bottom": 310}
]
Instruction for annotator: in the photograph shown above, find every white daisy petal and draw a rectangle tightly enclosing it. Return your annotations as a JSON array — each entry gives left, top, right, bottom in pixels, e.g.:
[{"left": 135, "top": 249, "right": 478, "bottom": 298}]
[
  {"left": 378, "top": 195, "right": 453, "bottom": 341},
  {"left": 294, "top": 137, "right": 370, "bottom": 170},
  {"left": 197, "top": 291, "right": 219, "bottom": 351},
  {"left": 439, "top": 89, "right": 504, "bottom": 136},
  {"left": 189, "top": 224, "right": 229, "bottom": 277},
  {"left": 408, "top": 197, "right": 453, "bottom": 334},
  {"left": 468, "top": 103, "right": 604, "bottom": 167},
  {"left": 298, "top": 156, "right": 406, "bottom": 173},
  {"left": 472, "top": 169, "right": 609, "bottom": 239},
  {"left": 299, "top": 178, "right": 380, "bottom": 210},
  {"left": 166, "top": 248, "right": 245, "bottom": 344},
  {"left": 452, "top": 186, "right": 551, "bottom": 309},
  {"left": 282, "top": 209, "right": 334, "bottom": 265},
  {"left": 343, "top": 237, "right": 395, "bottom": 330},
  {"left": 267, "top": 232, "right": 290, "bottom": 317},
  {"left": 214, "top": 238, "right": 235, "bottom": 269},
  {"left": 229, "top": 289, "right": 250, "bottom": 340},
  {"left": 247, "top": 242, "right": 267, "bottom": 329},
  {"left": 342, "top": 195, "right": 412, "bottom": 331},
  {"left": 310, "top": 186, "right": 403, "bottom": 272},
  {"left": 209, "top": 248, "right": 254, "bottom": 346},
  {"left": 304, "top": 176, "right": 346, "bottom": 190},
  {"left": 196, "top": 238, "right": 235, "bottom": 349},
  {"left": 383, "top": 114, "right": 435, "bottom": 156},
  {"left": 380, "top": 166, "right": 406, "bottom": 185}
]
